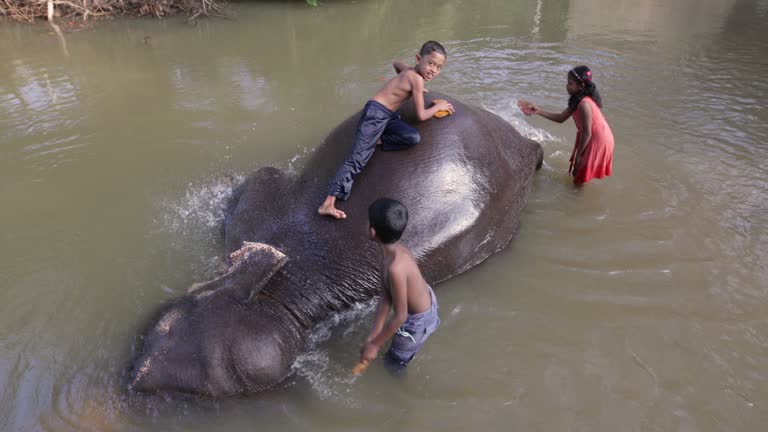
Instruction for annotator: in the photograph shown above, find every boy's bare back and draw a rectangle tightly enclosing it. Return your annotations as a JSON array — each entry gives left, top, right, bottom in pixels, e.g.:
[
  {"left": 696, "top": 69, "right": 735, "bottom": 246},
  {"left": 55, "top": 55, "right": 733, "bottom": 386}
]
[
  {"left": 371, "top": 69, "right": 423, "bottom": 113},
  {"left": 360, "top": 196, "right": 440, "bottom": 368},
  {"left": 382, "top": 244, "right": 431, "bottom": 316}
]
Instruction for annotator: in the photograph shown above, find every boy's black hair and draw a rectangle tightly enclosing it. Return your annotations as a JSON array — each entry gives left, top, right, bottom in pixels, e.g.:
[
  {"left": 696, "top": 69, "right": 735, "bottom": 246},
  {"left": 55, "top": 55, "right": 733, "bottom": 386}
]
[
  {"left": 567, "top": 65, "right": 603, "bottom": 112},
  {"left": 368, "top": 198, "right": 408, "bottom": 244},
  {"left": 419, "top": 41, "right": 447, "bottom": 58}
]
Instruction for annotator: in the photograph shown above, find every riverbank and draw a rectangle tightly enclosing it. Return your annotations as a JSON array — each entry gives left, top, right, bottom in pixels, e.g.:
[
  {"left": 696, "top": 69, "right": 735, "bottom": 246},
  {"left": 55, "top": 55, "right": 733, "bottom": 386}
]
[{"left": 1, "top": 0, "right": 226, "bottom": 21}]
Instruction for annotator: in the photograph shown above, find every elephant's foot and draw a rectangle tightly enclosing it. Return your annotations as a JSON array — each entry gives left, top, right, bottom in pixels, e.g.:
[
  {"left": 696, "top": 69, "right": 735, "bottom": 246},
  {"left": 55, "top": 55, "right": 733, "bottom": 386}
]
[{"left": 317, "top": 195, "right": 347, "bottom": 220}]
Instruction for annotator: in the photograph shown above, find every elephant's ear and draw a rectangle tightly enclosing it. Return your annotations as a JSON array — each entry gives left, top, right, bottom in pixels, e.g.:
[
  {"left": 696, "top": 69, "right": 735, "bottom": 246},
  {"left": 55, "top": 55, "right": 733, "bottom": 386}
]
[{"left": 189, "top": 242, "right": 287, "bottom": 303}]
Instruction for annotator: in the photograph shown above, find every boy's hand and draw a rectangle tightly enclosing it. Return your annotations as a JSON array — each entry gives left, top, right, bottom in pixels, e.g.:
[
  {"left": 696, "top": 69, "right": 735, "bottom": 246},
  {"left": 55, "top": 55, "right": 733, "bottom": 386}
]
[
  {"left": 360, "top": 342, "right": 380, "bottom": 363},
  {"left": 435, "top": 100, "right": 455, "bottom": 114},
  {"left": 432, "top": 99, "right": 455, "bottom": 118}
]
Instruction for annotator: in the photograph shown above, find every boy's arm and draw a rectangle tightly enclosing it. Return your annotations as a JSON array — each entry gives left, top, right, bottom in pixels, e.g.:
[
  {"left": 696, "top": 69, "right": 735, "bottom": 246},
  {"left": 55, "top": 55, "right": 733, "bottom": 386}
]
[
  {"left": 361, "top": 270, "right": 408, "bottom": 362},
  {"left": 365, "top": 290, "right": 391, "bottom": 343},
  {"left": 409, "top": 73, "right": 446, "bottom": 121},
  {"left": 393, "top": 61, "right": 411, "bottom": 74}
]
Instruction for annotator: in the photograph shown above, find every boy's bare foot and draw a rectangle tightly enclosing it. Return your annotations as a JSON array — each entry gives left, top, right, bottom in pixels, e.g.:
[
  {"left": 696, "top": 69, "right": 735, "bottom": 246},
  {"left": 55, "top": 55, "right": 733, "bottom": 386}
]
[
  {"left": 376, "top": 138, "right": 382, "bottom": 146},
  {"left": 318, "top": 196, "right": 347, "bottom": 219},
  {"left": 318, "top": 203, "right": 347, "bottom": 219}
]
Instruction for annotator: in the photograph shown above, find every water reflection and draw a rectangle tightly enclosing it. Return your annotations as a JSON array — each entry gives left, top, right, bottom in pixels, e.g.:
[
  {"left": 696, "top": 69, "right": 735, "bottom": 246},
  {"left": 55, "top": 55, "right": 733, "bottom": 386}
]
[
  {"left": 0, "top": 60, "right": 84, "bottom": 174},
  {"left": 0, "top": 0, "right": 767, "bottom": 430}
]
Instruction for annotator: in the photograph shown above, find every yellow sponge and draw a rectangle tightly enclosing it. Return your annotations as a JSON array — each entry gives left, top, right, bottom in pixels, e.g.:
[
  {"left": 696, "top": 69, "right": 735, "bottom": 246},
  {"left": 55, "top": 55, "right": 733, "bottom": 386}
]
[{"left": 433, "top": 99, "right": 451, "bottom": 118}]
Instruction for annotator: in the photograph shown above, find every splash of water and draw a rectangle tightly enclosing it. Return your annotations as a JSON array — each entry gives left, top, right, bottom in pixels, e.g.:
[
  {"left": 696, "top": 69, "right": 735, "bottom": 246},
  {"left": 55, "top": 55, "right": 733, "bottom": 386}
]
[
  {"left": 290, "top": 299, "right": 377, "bottom": 403},
  {"left": 151, "top": 174, "right": 246, "bottom": 279},
  {"left": 160, "top": 174, "right": 245, "bottom": 232},
  {"left": 285, "top": 145, "right": 318, "bottom": 176},
  {"left": 484, "top": 99, "right": 561, "bottom": 144}
]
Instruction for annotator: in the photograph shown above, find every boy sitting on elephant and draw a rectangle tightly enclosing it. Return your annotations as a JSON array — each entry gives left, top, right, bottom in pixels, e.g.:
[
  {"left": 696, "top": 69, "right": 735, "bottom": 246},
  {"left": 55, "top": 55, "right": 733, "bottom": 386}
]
[
  {"left": 318, "top": 41, "right": 455, "bottom": 220},
  {"left": 359, "top": 198, "right": 440, "bottom": 370}
]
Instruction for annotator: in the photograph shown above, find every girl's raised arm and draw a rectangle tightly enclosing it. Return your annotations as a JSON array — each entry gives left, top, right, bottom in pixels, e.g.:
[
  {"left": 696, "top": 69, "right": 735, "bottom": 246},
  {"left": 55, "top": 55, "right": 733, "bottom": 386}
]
[{"left": 534, "top": 106, "right": 572, "bottom": 124}]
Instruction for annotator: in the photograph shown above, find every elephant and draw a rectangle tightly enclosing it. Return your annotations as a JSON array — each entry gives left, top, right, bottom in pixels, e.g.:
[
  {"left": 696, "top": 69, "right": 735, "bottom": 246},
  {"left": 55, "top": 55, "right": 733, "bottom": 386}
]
[{"left": 128, "top": 92, "right": 544, "bottom": 397}]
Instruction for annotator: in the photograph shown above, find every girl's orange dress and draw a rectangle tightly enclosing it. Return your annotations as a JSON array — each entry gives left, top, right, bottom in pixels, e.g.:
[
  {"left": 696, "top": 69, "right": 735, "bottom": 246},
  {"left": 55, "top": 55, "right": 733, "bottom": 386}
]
[{"left": 570, "top": 96, "right": 614, "bottom": 184}]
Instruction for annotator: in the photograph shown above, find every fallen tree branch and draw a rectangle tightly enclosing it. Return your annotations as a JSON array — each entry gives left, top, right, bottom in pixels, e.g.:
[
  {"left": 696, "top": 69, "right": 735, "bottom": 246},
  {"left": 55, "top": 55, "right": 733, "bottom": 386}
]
[{"left": 1, "top": 0, "right": 229, "bottom": 21}]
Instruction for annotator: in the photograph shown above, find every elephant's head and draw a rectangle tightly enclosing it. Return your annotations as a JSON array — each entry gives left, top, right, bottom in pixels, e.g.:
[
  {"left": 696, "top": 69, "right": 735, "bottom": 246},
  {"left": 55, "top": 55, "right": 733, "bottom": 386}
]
[{"left": 128, "top": 243, "right": 304, "bottom": 396}]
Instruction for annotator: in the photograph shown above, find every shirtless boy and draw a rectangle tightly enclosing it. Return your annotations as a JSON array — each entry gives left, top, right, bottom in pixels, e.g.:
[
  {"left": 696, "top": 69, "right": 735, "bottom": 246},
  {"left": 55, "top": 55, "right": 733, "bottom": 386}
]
[
  {"left": 318, "top": 41, "right": 454, "bottom": 219},
  {"left": 360, "top": 198, "right": 440, "bottom": 370}
]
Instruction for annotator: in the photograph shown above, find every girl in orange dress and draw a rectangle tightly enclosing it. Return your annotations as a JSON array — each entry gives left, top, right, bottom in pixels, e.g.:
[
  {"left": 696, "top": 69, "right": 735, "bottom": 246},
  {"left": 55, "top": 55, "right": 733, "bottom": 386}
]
[{"left": 522, "top": 66, "right": 614, "bottom": 185}]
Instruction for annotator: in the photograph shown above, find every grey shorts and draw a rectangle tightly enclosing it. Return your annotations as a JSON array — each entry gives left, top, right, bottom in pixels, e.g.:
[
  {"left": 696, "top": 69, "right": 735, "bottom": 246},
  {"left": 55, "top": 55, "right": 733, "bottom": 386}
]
[{"left": 384, "top": 284, "right": 440, "bottom": 369}]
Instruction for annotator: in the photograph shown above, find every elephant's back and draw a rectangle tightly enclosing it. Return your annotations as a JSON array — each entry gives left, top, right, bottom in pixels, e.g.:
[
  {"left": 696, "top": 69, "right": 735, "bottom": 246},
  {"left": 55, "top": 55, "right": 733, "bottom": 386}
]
[
  {"left": 223, "top": 94, "right": 541, "bottom": 329},
  {"left": 297, "top": 93, "right": 543, "bottom": 283}
]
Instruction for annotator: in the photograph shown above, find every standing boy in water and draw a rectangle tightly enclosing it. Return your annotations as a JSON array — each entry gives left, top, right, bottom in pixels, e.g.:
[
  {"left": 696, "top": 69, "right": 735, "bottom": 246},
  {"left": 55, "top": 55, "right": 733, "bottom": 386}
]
[
  {"left": 318, "top": 41, "right": 454, "bottom": 219},
  {"left": 360, "top": 198, "right": 440, "bottom": 371}
]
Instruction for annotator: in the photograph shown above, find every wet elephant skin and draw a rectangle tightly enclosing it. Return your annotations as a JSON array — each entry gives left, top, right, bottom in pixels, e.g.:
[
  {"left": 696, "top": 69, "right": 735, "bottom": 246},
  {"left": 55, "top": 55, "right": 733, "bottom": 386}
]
[{"left": 128, "top": 93, "right": 544, "bottom": 396}]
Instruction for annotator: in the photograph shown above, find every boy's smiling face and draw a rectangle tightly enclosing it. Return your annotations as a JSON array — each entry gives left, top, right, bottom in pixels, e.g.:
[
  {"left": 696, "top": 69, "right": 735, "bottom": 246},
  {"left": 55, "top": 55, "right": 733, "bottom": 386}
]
[{"left": 415, "top": 51, "right": 446, "bottom": 82}]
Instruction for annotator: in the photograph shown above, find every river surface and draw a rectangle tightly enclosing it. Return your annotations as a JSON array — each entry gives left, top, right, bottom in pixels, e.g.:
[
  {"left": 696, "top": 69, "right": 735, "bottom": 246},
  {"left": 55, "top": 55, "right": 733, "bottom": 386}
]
[{"left": 1, "top": 0, "right": 767, "bottom": 430}]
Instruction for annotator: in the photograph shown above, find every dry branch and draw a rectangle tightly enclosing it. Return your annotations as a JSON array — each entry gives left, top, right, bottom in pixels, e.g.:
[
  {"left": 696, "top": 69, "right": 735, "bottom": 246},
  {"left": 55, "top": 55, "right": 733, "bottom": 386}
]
[{"left": 1, "top": 0, "right": 226, "bottom": 21}]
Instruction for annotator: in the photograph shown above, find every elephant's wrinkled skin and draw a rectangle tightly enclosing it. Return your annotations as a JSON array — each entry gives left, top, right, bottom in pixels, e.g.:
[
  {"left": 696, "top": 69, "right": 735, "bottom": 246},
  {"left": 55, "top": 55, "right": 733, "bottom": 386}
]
[{"left": 128, "top": 93, "right": 543, "bottom": 396}]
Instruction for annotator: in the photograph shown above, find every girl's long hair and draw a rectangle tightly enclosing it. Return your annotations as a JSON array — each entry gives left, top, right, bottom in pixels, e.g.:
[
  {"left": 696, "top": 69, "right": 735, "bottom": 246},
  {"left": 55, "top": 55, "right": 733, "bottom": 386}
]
[{"left": 568, "top": 65, "right": 602, "bottom": 112}]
